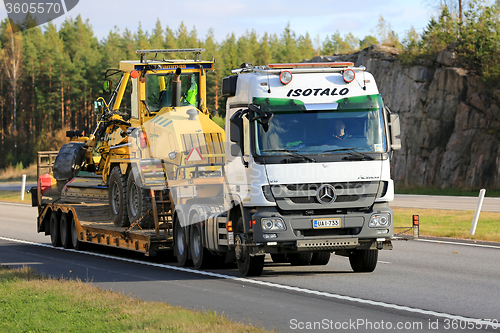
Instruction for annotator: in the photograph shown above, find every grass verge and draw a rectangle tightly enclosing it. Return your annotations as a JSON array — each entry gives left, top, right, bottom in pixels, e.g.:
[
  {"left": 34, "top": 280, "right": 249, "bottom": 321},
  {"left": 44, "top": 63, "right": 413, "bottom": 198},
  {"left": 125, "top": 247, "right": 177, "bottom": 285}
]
[
  {"left": 0, "top": 266, "right": 271, "bottom": 333},
  {"left": 393, "top": 207, "right": 500, "bottom": 243},
  {"left": 0, "top": 190, "right": 31, "bottom": 204},
  {"left": 0, "top": 163, "right": 37, "bottom": 182}
]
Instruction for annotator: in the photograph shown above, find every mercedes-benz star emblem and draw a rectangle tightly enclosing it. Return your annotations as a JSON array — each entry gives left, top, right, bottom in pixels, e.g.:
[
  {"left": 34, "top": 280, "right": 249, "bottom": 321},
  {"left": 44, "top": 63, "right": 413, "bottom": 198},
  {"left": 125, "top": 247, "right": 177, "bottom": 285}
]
[{"left": 316, "top": 184, "right": 336, "bottom": 204}]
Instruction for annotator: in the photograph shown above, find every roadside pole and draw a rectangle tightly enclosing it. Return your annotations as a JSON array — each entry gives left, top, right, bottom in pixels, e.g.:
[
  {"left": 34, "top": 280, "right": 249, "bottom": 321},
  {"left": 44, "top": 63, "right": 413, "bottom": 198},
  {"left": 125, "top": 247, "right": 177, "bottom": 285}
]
[
  {"left": 21, "top": 174, "right": 26, "bottom": 201},
  {"left": 470, "top": 189, "right": 486, "bottom": 236}
]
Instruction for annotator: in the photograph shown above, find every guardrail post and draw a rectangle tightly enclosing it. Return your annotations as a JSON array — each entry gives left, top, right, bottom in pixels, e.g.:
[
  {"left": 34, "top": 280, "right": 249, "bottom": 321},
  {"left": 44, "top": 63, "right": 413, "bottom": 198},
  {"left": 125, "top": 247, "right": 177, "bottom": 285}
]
[{"left": 470, "top": 189, "right": 486, "bottom": 236}]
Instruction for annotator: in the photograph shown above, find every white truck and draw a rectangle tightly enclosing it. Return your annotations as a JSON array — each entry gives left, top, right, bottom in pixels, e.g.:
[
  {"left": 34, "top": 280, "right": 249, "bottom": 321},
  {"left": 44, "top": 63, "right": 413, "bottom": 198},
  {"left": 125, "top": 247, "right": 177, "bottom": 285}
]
[{"left": 218, "top": 62, "right": 401, "bottom": 276}]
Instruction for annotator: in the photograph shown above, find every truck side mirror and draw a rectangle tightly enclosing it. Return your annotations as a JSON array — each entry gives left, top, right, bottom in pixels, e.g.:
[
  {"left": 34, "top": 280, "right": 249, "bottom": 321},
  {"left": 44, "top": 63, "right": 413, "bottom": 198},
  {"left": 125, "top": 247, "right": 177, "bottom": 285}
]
[
  {"left": 389, "top": 113, "right": 401, "bottom": 150},
  {"left": 230, "top": 143, "right": 241, "bottom": 157},
  {"left": 230, "top": 117, "right": 243, "bottom": 143}
]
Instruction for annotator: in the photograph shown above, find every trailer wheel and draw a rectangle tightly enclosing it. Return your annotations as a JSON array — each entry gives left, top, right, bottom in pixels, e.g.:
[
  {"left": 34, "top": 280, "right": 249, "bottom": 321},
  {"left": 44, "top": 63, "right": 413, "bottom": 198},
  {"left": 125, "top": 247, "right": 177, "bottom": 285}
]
[
  {"left": 349, "top": 249, "right": 378, "bottom": 273},
  {"left": 174, "top": 217, "right": 190, "bottom": 266},
  {"left": 288, "top": 252, "right": 313, "bottom": 266},
  {"left": 70, "top": 215, "right": 84, "bottom": 251},
  {"left": 109, "top": 166, "right": 129, "bottom": 227},
  {"left": 190, "top": 218, "right": 215, "bottom": 269},
  {"left": 310, "top": 252, "right": 331, "bottom": 266},
  {"left": 235, "top": 217, "right": 264, "bottom": 276},
  {"left": 59, "top": 213, "right": 72, "bottom": 249},
  {"left": 127, "top": 173, "right": 153, "bottom": 228},
  {"left": 49, "top": 212, "right": 61, "bottom": 247}
]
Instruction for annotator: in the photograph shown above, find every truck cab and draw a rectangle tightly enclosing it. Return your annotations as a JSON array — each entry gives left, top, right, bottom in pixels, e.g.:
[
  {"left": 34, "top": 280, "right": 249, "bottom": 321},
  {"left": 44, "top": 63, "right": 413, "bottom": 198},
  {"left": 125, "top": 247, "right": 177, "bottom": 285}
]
[{"left": 223, "top": 62, "right": 401, "bottom": 275}]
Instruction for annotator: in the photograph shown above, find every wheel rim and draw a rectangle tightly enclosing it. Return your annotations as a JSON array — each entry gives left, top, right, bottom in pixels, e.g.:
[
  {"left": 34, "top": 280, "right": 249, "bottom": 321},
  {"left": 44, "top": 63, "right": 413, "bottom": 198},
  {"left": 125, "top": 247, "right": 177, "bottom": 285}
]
[
  {"left": 111, "top": 182, "right": 120, "bottom": 214},
  {"left": 176, "top": 227, "right": 184, "bottom": 255},
  {"left": 129, "top": 182, "right": 139, "bottom": 216},
  {"left": 192, "top": 227, "right": 200, "bottom": 258}
]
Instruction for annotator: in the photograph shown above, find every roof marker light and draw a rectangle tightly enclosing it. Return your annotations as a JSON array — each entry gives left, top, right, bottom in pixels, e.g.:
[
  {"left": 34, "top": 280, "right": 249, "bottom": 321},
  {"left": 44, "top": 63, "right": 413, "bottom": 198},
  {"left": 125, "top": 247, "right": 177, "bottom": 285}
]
[
  {"left": 343, "top": 69, "right": 355, "bottom": 83},
  {"left": 279, "top": 71, "right": 293, "bottom": 85}
]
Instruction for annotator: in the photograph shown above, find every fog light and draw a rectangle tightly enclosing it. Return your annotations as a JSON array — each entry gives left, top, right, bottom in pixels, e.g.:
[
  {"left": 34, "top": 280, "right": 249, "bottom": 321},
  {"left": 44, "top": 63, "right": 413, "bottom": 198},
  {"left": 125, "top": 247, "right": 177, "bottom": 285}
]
[
  {"left": 377, "top": 229, "right": 389, "bottom": 235},
  {"left": 263, "top": 233, "right": 277, "bottom": 239}
]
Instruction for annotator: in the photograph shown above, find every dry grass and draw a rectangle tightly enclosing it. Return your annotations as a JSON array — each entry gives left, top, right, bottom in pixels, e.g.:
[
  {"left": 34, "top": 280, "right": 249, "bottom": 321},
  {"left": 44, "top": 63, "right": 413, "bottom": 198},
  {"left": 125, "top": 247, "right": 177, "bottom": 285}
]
[{"left": 0, "top": 163, "right": 38, "bottom": 182}]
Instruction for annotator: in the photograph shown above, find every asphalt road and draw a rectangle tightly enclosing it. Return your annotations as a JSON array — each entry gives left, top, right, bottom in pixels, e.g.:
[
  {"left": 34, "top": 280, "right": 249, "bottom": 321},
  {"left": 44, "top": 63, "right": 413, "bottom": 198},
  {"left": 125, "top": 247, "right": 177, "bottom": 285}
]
[
  {"left": 1, "top": 202, "right": 500, "bottom": 332},
  {"left": 391, "top": 194, "right": 500, "bottom": 212}
]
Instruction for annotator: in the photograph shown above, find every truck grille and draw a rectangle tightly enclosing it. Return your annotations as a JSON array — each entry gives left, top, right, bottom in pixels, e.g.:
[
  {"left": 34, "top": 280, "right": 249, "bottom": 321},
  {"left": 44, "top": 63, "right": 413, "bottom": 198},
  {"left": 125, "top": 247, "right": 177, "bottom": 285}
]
[{"left": 270, "top": 181, "right": 379, "bottom": 211}]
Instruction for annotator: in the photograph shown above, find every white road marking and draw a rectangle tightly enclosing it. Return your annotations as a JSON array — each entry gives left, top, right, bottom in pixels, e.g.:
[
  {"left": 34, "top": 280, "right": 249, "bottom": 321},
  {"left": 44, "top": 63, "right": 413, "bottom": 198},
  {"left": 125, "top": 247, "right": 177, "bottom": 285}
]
[
  {"left": 416, "top": 238, "right": 500, "bottom": 249},
  {"left": 1, "top": 235, "right": 499, "bottom": 329}
]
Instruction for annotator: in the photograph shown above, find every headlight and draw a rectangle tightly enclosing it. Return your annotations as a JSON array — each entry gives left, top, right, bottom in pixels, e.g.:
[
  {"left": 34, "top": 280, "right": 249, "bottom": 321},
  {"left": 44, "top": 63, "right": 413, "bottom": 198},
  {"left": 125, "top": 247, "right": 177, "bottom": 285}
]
[
  {"left": 369, "top": 213, "right": 391, "bottom": 227},
  {"left": 261, "top": 218, "right": 286, "bottom": 231}
]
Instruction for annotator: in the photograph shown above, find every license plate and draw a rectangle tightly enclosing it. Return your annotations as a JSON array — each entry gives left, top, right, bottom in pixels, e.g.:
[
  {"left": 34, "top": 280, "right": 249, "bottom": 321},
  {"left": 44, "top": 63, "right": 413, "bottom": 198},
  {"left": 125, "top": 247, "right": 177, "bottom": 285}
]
[{"left": 313, "top": 218, "right": 341, "bottom": 229}]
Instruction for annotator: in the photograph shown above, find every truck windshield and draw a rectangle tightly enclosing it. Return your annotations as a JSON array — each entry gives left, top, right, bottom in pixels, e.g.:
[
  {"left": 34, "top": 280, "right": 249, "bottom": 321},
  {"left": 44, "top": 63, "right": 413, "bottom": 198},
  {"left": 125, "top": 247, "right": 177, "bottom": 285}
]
[
  {"left": 145, "top": 72, "right": 199, "bottom": 112},
  {"left": 253, "top": 95, "right": 387, "bottom": 156}
]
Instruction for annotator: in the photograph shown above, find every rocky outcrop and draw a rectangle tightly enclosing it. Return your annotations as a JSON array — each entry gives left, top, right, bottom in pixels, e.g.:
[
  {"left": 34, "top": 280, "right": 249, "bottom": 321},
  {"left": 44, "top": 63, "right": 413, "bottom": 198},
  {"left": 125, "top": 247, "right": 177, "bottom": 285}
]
[{"left": 310, "top": 45, "right": 500, "bottom": 189}]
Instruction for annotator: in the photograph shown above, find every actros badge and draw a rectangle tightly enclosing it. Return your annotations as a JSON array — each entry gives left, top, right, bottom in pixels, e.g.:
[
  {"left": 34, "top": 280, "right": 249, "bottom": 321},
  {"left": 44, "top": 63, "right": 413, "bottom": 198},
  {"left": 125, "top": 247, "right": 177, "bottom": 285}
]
[{"left": 4, "top": 0, "right": 79, "bottom": 30}]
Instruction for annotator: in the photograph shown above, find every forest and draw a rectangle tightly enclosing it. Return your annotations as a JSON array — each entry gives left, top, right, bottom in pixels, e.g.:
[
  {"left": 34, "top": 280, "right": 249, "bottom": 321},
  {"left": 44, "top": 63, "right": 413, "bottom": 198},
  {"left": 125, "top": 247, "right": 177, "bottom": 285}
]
[{"left": 0, "top": 0, "right": 498, "bottom": 169}]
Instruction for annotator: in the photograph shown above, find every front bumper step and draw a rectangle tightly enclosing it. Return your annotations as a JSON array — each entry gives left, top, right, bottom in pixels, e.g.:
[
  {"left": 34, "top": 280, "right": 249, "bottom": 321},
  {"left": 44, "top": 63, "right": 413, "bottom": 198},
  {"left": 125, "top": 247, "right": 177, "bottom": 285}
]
[{"left": 296, "top": 238, "right": 359, "bottom": 251}]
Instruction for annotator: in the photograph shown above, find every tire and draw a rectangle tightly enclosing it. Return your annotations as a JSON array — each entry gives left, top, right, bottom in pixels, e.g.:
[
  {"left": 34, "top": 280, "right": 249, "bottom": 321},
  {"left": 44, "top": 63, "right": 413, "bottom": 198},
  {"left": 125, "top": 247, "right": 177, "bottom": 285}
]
[
  {"left": 349, "top": 249, "right": 378, "bottom": 273},
  {"left": 127, "top": 173, "right": 153, "bottom": 228},
  {"left": 235, "top": 216, "right": 264, "bottom": 276},
  {"left": 287, "top": 252, "right": 313, "bottom": 266},
  {"left": 310, "top": 252, "right": 331, "bottom": 266},
  {"left": 174, "top": 216, "right": 190, "bottom": 266},
  {"left": 53, "top": 142, "right": 86, "bottom": 189},
  {"left": 270, "top": 254, "right": 287, "bottom": 263},
  {"left": 49, "top": 212, "right": 61, "bottom": 247},
  {"left": 60, "top": 213, "right": 72, "bottom": 249},
  {"left": 70, "top": 215, "right": 84, "bottom": 251},
  {"left": 190, "top": 218, "right": 215, "bottom": 269},
  {"left": 108, "top": 166, "right": 129, "bottom": 227}
]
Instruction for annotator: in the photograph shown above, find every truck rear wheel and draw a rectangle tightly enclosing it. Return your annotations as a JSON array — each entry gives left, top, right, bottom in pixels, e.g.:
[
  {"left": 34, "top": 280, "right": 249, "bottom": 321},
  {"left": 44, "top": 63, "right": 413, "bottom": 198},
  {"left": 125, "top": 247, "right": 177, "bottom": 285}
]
[
  {"left": 109, "top": 167, "right": 129, "bottom": 227},
  {"left": 190, "top": 218, "right": 216, "bottom": 269},
  {"left": 349, "top": 249, "right": 378, "bottom": 272},
  {"left": 59, "top": 213, "right": 72, "bottom": 249},
  {"left": 49, "top": 212, "right": 61, "bottom": 247},
  {"left": 127, "top": 173, "right": 153, "bottom": 228},
  {"left": 174, "top": 217, "right": 190, "bottom": 266},
  {"left": 310, "top": 252, "right": 331, "bottom": 266},
  {"left": 235, "top": 217, "right": 264, "bottom": 276}
]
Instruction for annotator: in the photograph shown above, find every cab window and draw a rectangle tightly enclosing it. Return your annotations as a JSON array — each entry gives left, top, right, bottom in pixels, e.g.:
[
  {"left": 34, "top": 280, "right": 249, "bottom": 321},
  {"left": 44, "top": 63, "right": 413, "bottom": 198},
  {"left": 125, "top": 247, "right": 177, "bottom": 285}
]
[{"left": 145, "top": 72, "right": 200, "bottom": 112}]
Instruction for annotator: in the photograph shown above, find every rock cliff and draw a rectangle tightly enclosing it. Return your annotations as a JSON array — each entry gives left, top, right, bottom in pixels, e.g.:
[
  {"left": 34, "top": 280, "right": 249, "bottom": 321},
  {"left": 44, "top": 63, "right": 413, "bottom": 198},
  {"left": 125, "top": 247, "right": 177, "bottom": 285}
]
[{"left": 310, "top": 45, "right": 500, "bottom": 190}]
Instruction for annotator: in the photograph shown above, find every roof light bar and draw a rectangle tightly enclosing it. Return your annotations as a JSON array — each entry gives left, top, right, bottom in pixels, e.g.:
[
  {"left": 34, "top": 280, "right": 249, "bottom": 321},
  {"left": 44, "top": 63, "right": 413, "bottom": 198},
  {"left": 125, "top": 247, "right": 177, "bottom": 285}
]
[{"left": 268, "top": 62, "right": 354, "bottom": 69}]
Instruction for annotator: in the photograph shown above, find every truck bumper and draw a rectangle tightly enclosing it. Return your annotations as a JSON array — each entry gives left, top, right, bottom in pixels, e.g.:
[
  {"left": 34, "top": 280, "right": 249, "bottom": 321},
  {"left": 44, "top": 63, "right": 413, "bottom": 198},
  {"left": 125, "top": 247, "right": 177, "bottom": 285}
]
[{"left": 249, "top": 203, "right": 393, "bottom": 253}]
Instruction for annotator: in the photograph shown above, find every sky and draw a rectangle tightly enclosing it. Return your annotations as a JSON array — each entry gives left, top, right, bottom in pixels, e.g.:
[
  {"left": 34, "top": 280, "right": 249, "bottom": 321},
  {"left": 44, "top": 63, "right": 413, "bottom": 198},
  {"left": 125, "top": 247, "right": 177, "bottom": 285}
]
[{"left": 0, "top": 0, "right": 436, "bottom": 45}]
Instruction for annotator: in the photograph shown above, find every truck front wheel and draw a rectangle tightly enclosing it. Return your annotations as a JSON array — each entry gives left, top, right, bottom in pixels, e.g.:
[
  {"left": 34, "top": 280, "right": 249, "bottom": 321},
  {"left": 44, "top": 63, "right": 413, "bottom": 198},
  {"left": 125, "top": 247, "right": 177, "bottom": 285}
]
[
  {"left": 108, "top": 167, "right": 129, "bottom": 227},
  {"left": 235, "top": 217, "right": 264, "bottom": 276},
  {"left": 349, "top": 249, "right": 378, "bottom": 272}
]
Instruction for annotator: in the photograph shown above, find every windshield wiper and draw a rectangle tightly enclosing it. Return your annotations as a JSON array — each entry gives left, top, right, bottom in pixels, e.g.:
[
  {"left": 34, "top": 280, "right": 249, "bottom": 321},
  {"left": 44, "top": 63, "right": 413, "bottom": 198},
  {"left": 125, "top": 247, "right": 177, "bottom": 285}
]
[
  {"left": 260, "top": 149, "right": 316, "bottom": 162},
  {"left": 322, "top": 147, "right": 374, "bottom": 160}
]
